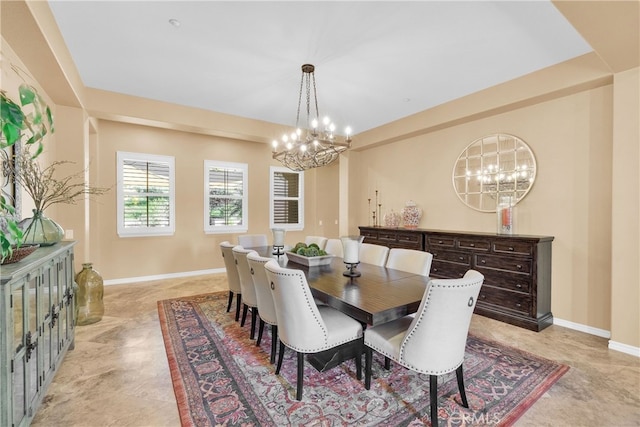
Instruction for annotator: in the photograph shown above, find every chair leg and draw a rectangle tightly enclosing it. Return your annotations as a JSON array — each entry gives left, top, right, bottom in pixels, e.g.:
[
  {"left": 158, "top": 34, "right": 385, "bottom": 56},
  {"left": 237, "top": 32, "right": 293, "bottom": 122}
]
[
  {"left": 226, "top": 291, "right": 233, "bottom": 312},
  {"left": 250, "top": 307, "right": 258, "bottom": 340},
  {"left": 270, "top": 325, "right": 278, "bottom": 364},
  {"left": 241, "top": 304, "right": 248, "bottom": 327},
  {"left": 365, "top": 346, "right": 372, "bottom": 390},
  {"left": 296, "top": 351, "right": 304, "bottom": 401},
  {"left": 430, "top": 375, "right": 438, "bottom": 427},
  {"left": 355, "top": 340, "right": 362, "bottom": 380},
  {"left": 384, "top": 356, "right": 391, "bottom": 370},
  {"left": 235, "top": 294, "right": 242, "bottom": 322},
  {"left": 456, "top": 365, "right": 469, "bottom": 408},
  {"left": 275, "top": 341, "right": 285, "bottom": 375},
  {"left": 256, "top": 319, "right": 265, "bottom": 346}
]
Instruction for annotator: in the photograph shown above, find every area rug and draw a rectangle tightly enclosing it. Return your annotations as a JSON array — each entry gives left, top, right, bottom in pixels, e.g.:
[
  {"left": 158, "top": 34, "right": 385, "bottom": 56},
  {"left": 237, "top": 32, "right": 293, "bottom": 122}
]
[{"left": 158, "top": 292, "right": 568, "bottom": 427}]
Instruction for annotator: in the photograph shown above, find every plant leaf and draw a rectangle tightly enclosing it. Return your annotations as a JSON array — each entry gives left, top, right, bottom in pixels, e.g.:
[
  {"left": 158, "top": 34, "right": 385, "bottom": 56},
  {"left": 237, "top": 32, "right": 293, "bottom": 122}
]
[{"left": 19, "top": 84, "right": 36, "bottom": 106}]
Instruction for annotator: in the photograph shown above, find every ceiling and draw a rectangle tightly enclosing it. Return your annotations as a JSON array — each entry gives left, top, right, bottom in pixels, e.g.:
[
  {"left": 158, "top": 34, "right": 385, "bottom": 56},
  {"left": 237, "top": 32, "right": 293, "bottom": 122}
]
[{"left": 47, "top": 1, "right": 592, "bottom": 136}]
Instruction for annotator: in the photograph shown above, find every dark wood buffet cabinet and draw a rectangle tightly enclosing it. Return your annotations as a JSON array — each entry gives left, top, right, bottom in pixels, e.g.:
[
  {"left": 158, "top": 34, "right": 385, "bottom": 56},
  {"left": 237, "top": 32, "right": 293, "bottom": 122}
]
[{"left": 359, "top": 226, "right": 554, "bottom": 332}]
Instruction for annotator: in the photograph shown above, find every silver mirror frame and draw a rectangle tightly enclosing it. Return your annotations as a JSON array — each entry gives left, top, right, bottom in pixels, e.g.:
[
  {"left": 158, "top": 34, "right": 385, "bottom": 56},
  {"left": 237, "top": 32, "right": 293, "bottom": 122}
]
[{"left": 452, "top": 133, "right": 536, "bottom": 212}]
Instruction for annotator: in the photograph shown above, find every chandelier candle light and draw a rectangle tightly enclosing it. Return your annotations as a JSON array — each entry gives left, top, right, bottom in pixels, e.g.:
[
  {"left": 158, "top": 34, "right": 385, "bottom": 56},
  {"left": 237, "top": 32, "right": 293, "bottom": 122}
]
[{"left": 272, "top": 64, "right": 352, "bottom": 171}]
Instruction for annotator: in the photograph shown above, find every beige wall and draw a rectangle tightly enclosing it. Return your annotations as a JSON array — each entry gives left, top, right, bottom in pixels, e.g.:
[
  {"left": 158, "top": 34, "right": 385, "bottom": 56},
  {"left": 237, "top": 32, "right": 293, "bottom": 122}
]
[
  {"left": 352, "top": 85, "right": 614, "bottom": 331},
  {"left": 611, "top": 67, "right": 640, "bottom": 349},
  {"left": 2, "top": 0, "right": 638, "bottom": 350}
]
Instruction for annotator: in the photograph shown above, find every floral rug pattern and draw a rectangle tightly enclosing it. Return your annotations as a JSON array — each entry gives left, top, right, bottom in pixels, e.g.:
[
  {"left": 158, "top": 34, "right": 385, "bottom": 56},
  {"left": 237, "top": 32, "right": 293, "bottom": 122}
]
[{"left": 158, "top": 292, "right": 568, "bottom": 427}]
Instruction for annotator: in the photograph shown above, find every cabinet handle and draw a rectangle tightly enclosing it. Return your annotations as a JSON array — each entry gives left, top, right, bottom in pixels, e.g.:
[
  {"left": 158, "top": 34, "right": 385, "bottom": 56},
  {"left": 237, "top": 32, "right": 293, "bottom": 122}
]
[
  {"left": 508, "top": 247, "right": 514, "bottom": 251},
  {"left": 459, "top": 256, "right": 464, "bottom": 260},
  {"left": 516, "top": 303, "right": 522, "bottom": 308},
  {"left": 469, "top": 243, "right": 475, "bottom": 247},
  {"left": 26, "top": 331, "right": 38, "bottom": 362},
  {"left": 433, "top": 268, "right": 438, "bottom": 272},
  {"left": 433, "top": 253, "right": 438, "bottom": 258},
  {"left": 51, "top": 304, "right": 59, "bottom": 327},
  {"left": 459, "top": 273, "right": 464, "bottom": 277},
  {"left": 516, "top": 264, "right": 522, "bottom": 270},
  {"left": 480, "top": 294, "right": 486, "bottom": 300},
  {"left": 516, "top": 284, "right": 523, "bottom": 289},
  {"left": 438, "top": 240, "right": 443, "bottom": 244},
  {"left": 480, "top": 260, "right": 486, "bottom": 264}
]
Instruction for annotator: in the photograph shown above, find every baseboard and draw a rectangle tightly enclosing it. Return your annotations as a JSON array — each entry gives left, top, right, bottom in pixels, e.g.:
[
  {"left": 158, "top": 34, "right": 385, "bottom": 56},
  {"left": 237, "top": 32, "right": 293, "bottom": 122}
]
[
  {"left": 104, "top": 268, "right": 225, "bottom": 286},
  {"left": 554, "top": 318, "right": 640, "bottom": 358},
  {"left": 608, "top": 341, "right": 640, "bottom": 358},
  {"left": 553, "top": 317, "right": 611, "bottom": 338}
]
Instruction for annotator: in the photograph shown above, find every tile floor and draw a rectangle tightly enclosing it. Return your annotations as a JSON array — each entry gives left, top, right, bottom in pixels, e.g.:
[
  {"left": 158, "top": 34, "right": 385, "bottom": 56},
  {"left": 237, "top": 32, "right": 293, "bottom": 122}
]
[{"left": 32, "top": 274, "right": 640, "bottom": 426}]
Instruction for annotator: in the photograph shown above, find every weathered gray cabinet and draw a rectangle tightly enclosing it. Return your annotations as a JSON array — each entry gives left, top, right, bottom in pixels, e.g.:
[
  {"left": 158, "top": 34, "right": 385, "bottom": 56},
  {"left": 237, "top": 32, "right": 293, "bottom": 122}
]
[{"left": 1, "top": 241, "right": 76, "bottom": 427}]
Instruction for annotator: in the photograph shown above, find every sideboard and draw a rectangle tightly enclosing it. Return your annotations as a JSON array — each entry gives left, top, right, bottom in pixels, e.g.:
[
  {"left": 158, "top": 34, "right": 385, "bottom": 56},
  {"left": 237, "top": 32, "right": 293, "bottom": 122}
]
[
  {"left": 1, "top": 241, "right": 77, "bottom": 427},
  {"left": 359, "top": 226, "right": 553, "bottom": 331}
]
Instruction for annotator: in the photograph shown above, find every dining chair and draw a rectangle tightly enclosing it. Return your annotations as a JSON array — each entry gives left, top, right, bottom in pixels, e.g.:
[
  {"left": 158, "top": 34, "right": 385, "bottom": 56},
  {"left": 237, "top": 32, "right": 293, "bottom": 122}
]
[
  {"left": 385, "top": 248, "right": 433, "bottom": 276},
  {"left": 364, "top": 270, "right": 484, "bottom": 427},
  {"left": 220, "top": 241, "right": 242, "bottom": 321},
  {"left": 232, "top": 246, "right": 260, "bottom": 340},
  {"left": 238, "top": 234, "right": 268, "bottom": 247},
  {"left": 304, "top": 236, "right": 328, "bottom": 250},
  {"left": 359, "top": 243, "right": 390, "bottom": 266},
  {"left": 324, "top": 238, "right": 343, "bottom": 258},
  {"left": 246, "top": 252, "right": 280, "bottom": 364},
  {"left": 263, "top": 259, "right": 363, "bottom": 401}
]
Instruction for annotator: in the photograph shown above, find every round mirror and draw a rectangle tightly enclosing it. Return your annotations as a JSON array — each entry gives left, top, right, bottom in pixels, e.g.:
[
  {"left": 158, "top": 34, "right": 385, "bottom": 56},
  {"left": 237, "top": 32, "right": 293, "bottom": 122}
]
[{"left": 452, "top": 133, "right": 536, "bottom": 212}]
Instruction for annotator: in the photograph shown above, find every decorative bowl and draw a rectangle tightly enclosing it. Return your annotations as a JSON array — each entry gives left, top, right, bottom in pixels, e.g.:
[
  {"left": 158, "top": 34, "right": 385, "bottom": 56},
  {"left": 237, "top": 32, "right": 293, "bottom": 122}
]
[
  {"left": 286, "top": 251, "right": 334, "bottom": 267},
  {"left": 1, "top": 244, "right": 40, "bottom": 265}
]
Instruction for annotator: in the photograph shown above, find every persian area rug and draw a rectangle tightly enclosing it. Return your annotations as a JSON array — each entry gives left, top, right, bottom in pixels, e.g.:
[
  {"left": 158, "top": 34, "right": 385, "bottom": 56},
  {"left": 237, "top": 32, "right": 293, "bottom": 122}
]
[{"left": 158, "top": 292, "right": 568, "bottom": 427}]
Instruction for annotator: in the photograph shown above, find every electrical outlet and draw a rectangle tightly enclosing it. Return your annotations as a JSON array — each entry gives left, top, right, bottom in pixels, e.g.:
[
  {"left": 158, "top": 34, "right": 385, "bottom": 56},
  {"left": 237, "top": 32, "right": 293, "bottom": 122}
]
[{"left": 65, "top": 229, "right": 74, "bottom": 239}]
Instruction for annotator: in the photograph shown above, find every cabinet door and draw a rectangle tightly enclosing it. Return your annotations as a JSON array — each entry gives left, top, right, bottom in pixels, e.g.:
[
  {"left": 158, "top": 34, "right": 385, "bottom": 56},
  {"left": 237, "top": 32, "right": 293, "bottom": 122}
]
[
  {"left": 11, "top": 270, "right": 40, "bottom": 426},
  {"left": 59, "top": 251, "right": 75, "bottom": 346}
]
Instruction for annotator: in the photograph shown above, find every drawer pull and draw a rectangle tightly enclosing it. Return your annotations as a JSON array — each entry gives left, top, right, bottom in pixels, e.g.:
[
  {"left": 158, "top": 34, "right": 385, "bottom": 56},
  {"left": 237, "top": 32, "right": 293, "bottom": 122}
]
[
  {"left": 516, "top": 264, "right": 522, "bottom": 270},
  {"left": 433, "top": 268, "right": 438, "bottom": 272},
  {"left": 480, "top": 260, "right": 486, "bottom": 264},
  {"left": 459, "top": 256, "right": 464, "bottom": 261},
  {"left": 469, "top": 243, "right": 475, "bottom": 247},
  {"left": 508, "top": 247, "right": 514, "bottom": 251},
  {"left": 480, "top": 294, "right": 486, "bottom": 300},
  {"left": 516, "top": 303, "right": 521, "bottom": 308},
  {"left": 433, "top": 253, "right": 438, "bottom": 258},
  {"left": 516, "top": 284, "right": 522, "bottom": 289},
  {"left": 459, "top": 273, "right": 464, "bottom": 277},
  {"left": 438, "top": 240, "right": 443, "bottom": 244}
]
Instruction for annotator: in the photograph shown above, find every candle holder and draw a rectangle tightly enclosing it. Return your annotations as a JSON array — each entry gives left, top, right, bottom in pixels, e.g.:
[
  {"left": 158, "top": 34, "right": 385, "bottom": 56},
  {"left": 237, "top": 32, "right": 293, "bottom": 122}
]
[
  {"left": 343, "top": 261, "right": 361, "bottom": 277},
  {"left": 341, "top": 235, "right": 364, "bottom": 278},
  {"left": 271, "top": 228, "right": 286, "bottom": 256}
]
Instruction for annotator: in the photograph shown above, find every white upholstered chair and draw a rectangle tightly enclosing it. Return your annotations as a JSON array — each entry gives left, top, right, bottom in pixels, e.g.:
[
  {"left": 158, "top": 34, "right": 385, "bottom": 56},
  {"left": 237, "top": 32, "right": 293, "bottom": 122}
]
[
  {"left": 304, "top": 236, "right": 328, "bottom": 250},
  {"left": 220, "top": 241, "right": 242, "bottom": 321},
  {"left": 232, "top": 246, "right": 260, "bottom": 340},
  {"left": 247, "top": 251, "right": 279, "bottom": 364},
  {"left": 237, "top": 234, "right": 268, "bottom": 247},
  {"left": 385, "top": 248, "right": 433, "bottom": 276},
  {"left": 364, "top": 270, "right": 484, "bottom": 427},
  {"left": 263, "top": 259, "right": 363, "bottom": 401},
  {"left": 359, "top": 243, "right": 390, "bottom": 266},
  {"left": 324, "top": 238, "right": 343, "bottom": 258}
]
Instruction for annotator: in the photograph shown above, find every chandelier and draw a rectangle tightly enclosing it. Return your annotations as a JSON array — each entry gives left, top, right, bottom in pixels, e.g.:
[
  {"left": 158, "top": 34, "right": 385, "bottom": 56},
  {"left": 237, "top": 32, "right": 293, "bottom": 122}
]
[{"left": 272, "top": 64, "right": 352, "bottom": 171}]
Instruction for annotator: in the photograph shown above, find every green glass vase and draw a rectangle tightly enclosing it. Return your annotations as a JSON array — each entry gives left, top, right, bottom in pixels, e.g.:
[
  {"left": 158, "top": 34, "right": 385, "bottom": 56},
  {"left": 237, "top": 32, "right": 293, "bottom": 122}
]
[
  {"left": 19, "top": 209, "right": 64, "bottom": 246},
  {"left": 75, "top": 263, "right": 104, "bottom": 326}
]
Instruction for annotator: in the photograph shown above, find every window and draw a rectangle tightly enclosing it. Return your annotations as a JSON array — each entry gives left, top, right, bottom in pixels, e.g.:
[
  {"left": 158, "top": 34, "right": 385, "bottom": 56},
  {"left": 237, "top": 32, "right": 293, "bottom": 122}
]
[
  {"left": 270, "top": 166, "right": 304, "bottom": 230},
  {"left": 117, "top": 151, "right": 175, "bottom": 237},
  {"left": 204, "top": 160, "right": 248, "bottom": 233}
]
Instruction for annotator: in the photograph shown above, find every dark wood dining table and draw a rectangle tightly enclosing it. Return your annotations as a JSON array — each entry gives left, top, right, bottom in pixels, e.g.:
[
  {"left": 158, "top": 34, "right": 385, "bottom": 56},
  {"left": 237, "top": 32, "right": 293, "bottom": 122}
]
[
  {"left": 250, "top": 246, "right": 430, "bottom": 326},
  {"left": 247, "top": 246, "right": 431, "bottom": 371}
]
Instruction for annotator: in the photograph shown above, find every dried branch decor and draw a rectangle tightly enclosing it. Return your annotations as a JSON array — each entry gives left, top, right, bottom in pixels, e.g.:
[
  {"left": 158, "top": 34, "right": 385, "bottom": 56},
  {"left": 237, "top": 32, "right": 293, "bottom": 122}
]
[{"left": 10, "top": 148, "right": 110, "bottom": 212}]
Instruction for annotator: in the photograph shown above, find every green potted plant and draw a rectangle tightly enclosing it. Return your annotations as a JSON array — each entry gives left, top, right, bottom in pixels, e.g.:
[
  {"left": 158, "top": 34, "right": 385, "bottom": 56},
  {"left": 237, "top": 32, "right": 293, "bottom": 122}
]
[{"left": 1, "top": 83, "right": 54, "bottom": 263}]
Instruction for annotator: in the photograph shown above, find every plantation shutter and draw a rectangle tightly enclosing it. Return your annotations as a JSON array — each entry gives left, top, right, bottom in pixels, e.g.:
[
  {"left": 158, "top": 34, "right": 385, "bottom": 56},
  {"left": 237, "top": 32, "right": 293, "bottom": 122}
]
[
  {"left": 122, "top": 159, "right": 171, "bottom": 228},
  {"left": 207, "top": 166, "right": 244, "bottom": 227},
  {"left": 273, "top": 171, "right": 300, "bottom": 225}
]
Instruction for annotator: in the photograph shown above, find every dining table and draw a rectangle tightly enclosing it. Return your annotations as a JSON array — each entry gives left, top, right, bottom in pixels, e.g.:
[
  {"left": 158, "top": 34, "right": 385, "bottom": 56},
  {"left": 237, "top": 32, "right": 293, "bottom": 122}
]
[{"left": 248, "top": 246, "right": 431, "bottom": 372}]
